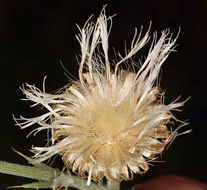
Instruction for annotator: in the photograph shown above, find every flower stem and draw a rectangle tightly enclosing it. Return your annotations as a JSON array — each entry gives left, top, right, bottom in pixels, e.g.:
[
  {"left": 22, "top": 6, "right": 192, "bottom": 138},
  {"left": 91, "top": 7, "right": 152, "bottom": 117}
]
[{"left": 106, "top": 180, "right": 120, "bottom": 190}]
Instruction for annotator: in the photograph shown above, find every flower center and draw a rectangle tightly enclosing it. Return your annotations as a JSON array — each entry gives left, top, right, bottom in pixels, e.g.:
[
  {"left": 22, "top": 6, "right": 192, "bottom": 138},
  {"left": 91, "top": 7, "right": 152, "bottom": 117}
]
[{"left": 93, "top": 105, "right": 131, "bottom": 138}]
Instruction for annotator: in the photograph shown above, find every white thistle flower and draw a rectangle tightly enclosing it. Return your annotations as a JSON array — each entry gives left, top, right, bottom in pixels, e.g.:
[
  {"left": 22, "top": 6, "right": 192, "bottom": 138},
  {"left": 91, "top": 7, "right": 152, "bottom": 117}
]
[{"left": 16, "top": 8, "right": 188, "bottom": 184}]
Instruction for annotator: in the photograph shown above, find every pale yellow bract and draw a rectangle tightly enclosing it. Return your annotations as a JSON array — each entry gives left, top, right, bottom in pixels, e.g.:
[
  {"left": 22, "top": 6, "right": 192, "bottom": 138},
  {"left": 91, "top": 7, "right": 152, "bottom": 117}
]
[{"left": 16, "top": 8, "right": 187, "bottom": 185}]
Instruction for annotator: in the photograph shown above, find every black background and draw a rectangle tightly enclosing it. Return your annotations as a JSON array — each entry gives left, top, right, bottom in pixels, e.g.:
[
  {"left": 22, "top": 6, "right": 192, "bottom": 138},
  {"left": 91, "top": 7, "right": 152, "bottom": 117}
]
[{"left": 0, "top": 0, "right": 207, "bottom": 189}]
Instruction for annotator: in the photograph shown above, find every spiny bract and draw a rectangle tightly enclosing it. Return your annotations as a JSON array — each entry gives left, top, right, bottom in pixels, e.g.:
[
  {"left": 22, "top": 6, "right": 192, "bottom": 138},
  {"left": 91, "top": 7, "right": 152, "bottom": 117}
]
[{"left": 16, "top": 9, "right": 187, "bottom": 184}]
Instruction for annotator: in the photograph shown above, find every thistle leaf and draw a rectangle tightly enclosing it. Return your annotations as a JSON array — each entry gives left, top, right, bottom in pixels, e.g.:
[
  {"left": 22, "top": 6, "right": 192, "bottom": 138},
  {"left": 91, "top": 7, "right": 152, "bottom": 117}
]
[
  {"left": 0, "top": 161, "right": 57, "bottom": 181},
  {"left": 12, "top": 148, "right": 59, "bottom": 172}
]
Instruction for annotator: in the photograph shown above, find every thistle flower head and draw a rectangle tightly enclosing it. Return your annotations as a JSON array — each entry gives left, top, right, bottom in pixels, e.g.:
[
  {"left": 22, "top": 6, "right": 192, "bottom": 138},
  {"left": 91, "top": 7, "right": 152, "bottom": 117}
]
[{"left": 16, "top": 8, "right": 187, "bottom": 184}]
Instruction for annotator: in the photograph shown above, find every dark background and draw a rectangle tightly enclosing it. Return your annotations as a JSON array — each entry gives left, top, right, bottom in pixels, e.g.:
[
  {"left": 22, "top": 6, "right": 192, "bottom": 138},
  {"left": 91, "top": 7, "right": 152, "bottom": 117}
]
[{"left": 0, "top": 0, "right": 206, "bottom": 189}]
